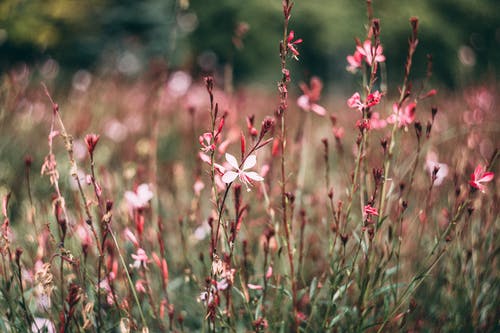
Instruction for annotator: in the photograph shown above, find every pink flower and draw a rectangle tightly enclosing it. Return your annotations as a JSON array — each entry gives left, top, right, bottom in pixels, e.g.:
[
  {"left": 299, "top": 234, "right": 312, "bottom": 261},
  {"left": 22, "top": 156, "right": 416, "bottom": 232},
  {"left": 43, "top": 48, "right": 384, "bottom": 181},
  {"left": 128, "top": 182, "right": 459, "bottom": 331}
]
[
  {"left": 75, "top": 224, "right": 93, "bottom": 248},
  {"left": 265, "top": 266, "right": 273, "bottom": 279},
  {"left": 287, "top": 30, "right": 303, "bottom": 59},
  {"left": 199, "top": 152, "right": 226, "bottom": 174},
  {"left": 346, "top": 50, "right": 363, "bottom": 73},
  {"left": 364, "top": 204, "right": 379, "bottom": 217},
  {"left": 135, "top": 279, "right": 147, "bottom": 293},
  {"left": 387, "top": 102, "right": 416, "bottom": 128},
  {"left": 356, "top": 40, "right": 385, "bottom": 66},
  {"left": 347, "top": 92, "right": 363, "bottom": 110},
  {"left": 297, "top": 77, "right": 326, "bottom": 116},
  {"left": 98, "top": 278, "right": 115, "bottom": 305},
  {"left": 199, "top": 132, "right": 216, "bottom": 152},
  {"left": 217, "top": 278, "right": 229, "bottom": 291},
  {"left": 347, "top": 91, "right": 382, "bottom": 111},
  {"left": 366, "top": 91, "right": 382, "bottom": 107},
  {"left": 131, "top": 248, "right": 149, "bottom": 269},
  {"left": 193, "top": 178, "right": 205, "bottom": 196},
  {"left": 124, "top": 184, "right": 153, "bottom": 209},
  {"left": 221, "top": 153, "right": 264, "bottom": 190},
  {"left": 333, "top": 127, "right": 345, "bottom": 140},
  {"left": 369, "top": 112, "right": 387, "bottom": 129},
  {"left": 469, "top": 164, "right": 494, "bottom": 193},
  {"left": 124, "top": 228, "right": 139, "bottom": 247}
]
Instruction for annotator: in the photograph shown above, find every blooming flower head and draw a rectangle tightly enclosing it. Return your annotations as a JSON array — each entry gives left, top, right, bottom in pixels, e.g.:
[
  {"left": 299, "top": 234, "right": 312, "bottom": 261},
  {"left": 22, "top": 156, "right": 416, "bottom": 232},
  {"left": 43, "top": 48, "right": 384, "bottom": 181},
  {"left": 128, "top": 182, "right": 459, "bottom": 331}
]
[
  {"left": 425, "top": 152, "right": 449, "bottom": 186},
  {"left": 369, "top": 112, "right": 387, "bottom": 129},
  {"left": 221, "top": 153, "right": 264, "bottom": 190},
  {"left": 131, "top": 248, "right": 149, "bottom": 269},
  {"left": 469, "top": 164, "right": 494, "bottom": 193},
  {"left": 356, "top": 39, "right": 386, "bottom": 66},
  {"left": 124, "top": 184, "right": 154, "bottom": 209},
  {"left": 297, "top": 76, "right": 326, "bottom": 116},
  {"left": 346, "top": 50, "right": 363, "bottom": 73},
  {"left": 387, "top": 102, "right": 416, "bottom": 128},
  {"left": 199, "top": 132, "right": 216, "bottom": 152},
  {"left": 347, "top": 91, "right": 382, "bottom": 111},
  {"left": 287, "top": 30, "right": 303, "bottom": 59}
]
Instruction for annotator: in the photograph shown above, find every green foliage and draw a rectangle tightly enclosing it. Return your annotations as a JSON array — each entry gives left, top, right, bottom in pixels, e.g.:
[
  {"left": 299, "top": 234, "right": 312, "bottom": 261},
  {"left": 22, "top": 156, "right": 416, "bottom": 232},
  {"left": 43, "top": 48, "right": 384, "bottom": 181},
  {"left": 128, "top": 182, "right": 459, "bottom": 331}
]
[{"left": 1, "top": 0, "right": 498, "bottom": 86}]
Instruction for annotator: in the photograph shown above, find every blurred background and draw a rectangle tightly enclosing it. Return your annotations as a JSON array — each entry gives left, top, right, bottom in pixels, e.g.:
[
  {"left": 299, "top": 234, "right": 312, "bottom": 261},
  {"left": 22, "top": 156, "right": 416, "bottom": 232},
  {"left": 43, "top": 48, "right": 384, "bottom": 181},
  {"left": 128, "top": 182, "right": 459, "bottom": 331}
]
[{"left": 0, "top": 0, "right": 498, "bottom": 92}]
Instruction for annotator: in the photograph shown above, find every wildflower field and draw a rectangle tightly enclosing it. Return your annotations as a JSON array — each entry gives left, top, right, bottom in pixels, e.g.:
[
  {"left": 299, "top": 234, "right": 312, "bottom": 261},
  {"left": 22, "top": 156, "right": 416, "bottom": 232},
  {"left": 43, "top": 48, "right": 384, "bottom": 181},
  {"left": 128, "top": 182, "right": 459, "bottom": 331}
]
[{"left": 0, "top": 1, "right": 498, "bottom": 332}]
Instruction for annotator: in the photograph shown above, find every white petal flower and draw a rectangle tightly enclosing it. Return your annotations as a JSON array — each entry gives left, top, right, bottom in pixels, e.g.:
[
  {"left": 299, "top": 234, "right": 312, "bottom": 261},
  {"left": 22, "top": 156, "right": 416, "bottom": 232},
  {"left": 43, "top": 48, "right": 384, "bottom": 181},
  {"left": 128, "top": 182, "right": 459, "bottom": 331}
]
[{"left": 221, "top": 153, "right": 264, "bottom": 190}]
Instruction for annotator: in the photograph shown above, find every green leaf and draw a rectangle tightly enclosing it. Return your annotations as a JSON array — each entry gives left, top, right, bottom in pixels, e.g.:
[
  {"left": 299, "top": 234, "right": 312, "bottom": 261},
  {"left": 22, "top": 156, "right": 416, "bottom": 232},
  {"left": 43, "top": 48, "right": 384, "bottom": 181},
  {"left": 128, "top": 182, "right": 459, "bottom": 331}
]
[
  {"left": 332, "top": 281, "right": 352, "bottom": 303},
  {"left": 309, "top": 277, "right": 318, "bottom": 300}
]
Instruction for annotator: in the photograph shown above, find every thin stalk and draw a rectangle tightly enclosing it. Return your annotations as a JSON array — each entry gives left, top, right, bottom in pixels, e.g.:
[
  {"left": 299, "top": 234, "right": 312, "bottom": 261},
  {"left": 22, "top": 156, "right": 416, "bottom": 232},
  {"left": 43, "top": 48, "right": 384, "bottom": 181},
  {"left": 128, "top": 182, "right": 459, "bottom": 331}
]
[{"left": 109, "top": 229, "right": 148, "bottom": 330}]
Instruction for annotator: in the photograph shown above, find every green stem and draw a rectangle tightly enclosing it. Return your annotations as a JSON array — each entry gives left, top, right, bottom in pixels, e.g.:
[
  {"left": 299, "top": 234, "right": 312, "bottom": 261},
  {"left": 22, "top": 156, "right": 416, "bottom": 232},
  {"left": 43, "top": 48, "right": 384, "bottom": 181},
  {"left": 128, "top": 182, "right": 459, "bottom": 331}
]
[{"left": 109, "top": 229, "right": 147, "bottom": 329}]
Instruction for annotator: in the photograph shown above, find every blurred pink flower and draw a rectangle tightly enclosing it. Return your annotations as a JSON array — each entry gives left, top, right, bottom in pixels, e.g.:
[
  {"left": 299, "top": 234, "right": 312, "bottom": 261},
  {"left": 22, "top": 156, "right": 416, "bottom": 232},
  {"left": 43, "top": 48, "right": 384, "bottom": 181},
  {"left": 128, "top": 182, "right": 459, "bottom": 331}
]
[
  {"left": 346, "top": 50, "right": 363, "bottom": 73},
  {"left": 221, "top": 153, "right": 263, "bottom": 189},
  {"left": 217, "top": 278, "right": 229, "bottom": 291},
  {"left": 356, "top": 40, "right": 385, "bottom": 66},
  {"left": 265, "top": 266, "right": 273, "bottom": 279},
  {"left": 369, "top": 112, "right": 387, "bottom": 129},
  {"left": 347, "top": 92, "right": 363, "bottom": 110},
  {"left": 199, "top": 152, "right": 226, "bottom": 174},
  {"left": 469, "top": 164, "right": 494, "bottom": 193},
  {"left": 135, "top": 279, "right": 147, "bottom": 293},
  {"left": 333, "top": 127, "right": 345, "bottom": 140},
  {"left": 387, "top": 102, "right": 416, "bottom": 128},
  {"left": 297, "top": 77, "right": 326, "bottom": 116},
  {"left": 124, "top": 228, "right": 139, "bottom": 247},
  {"left": 124, "top": 184, "right": 153, "bottom": 209},
  {"left": 193, "top": 178, "right": 205, "bottom": 196},
  {"left": 75, "top": 224, "right": 93, "bottom": 248},
  {"left": 131, "top": 248, "right": 149, "bottom": 269}
]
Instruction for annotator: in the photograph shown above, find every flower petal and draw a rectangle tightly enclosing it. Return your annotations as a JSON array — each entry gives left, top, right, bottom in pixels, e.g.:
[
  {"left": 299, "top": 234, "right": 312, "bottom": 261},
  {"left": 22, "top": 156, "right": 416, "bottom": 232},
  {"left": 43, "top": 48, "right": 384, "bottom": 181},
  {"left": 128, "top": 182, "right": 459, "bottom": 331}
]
[
  {"left": 480, "top": 172, "right": 494, "bottom": 182},
  {"left": 225, "top": 153, "right": 239, "bottom": 170},
  {"left": 297, "top": 95, "right": 310, "bottom": 111},
  {"left": 124, "top": 191, "right": 140, "bottom": 208},
  {"left": 222, "top": 171, "right": 238, "bottom": 184},
  {"left": 311, "top": 103, "right": 326, "bottom": 116},
  {"left": 244, "top": 171, "right": 264, "bottom": 182},
  {"left": 242, "top": 155, "right": 257, "bottom": 170}
]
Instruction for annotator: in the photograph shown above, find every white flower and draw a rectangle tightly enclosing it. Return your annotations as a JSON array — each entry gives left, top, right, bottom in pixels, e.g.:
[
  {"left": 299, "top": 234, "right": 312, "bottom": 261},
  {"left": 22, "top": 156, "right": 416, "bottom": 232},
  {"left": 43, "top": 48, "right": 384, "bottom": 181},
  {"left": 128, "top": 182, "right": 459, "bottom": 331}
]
[
  {"left": 32, "top": 317, "right": 55, "bottom": 333},
  {"left": 221, "top": 153, "right": 264, "bottom": 190},
  {"left": 124, "top": 184, "right": 153, "bottom": 209},
  {"left": 425, "top": 152, "right": 449, "bottom": 186},
  {"left": 131, "top": 248, "right": 149, "bottom": 269}
]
